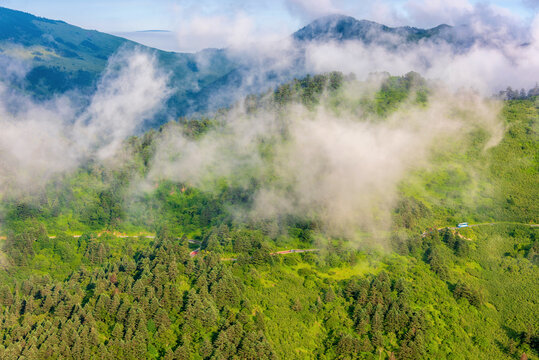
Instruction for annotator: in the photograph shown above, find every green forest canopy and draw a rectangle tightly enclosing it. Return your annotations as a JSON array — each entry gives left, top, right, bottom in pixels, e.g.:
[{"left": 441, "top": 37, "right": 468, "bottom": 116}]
[{"left": 0, "top": 72, "right": 537, "bottom": 359}]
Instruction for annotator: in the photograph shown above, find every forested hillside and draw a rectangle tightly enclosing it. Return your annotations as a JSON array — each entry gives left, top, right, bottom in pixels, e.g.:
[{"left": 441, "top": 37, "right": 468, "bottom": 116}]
[
  {"left": 0, "top": 73, "right": 537, "bottom": 359},
  {"left": 0, "top": 6, "right": 515, "bottom": 126},
  {"left": 0, "top": 6, "right": 236, "bottom": 120}
]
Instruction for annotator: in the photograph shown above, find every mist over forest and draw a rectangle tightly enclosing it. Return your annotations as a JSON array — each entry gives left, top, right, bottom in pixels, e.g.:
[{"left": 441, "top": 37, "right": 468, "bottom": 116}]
[{"left": 0, "top": 4, "right": 537, "bottom": 360}]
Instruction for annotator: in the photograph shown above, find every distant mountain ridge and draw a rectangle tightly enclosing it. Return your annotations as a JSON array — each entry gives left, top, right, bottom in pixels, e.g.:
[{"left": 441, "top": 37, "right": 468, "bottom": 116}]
[
  {"left": 293, "top": 14, "right": 452, "bottom": 44},
  {"left": 0, "top": 6, "right": 236, "bottom": 122},
  {"left": 0, "top": 7, "right": 482, "bottom": 126},
  {"left": 0, "top": 7, "right": 129, "bottom": 82}
]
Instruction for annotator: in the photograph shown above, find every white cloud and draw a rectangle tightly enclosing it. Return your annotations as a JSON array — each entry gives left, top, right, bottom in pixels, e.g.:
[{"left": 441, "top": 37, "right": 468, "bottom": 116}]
[
  {"left": 0, "top": 48, "right": 171, "bottom": 194},
  {"left": 303, "top": 28, "right": 539, "bottom": 96},
  {"left": 179, "top": 13, "right": 253, "bottom": 50},
  {"left": 284, "top": 0, "right": 338, "bottom": 20},
  {"left": 112, "top": 31, "right": 181, "bottom": 52},
  {"left": 365, "top": 2, "right": 407, "bottom": 27},
  {"left": 404, "top": 0, "right": 474, "bottom": 27},
  {"left": 75, "top": 48, "right": 172, "bottom": 159},
  {"left": 522, "top": 0, "right": 539, "bottom": 9},
  {"left": 148, "top": 80, "right": 503, "bottom": 239},
  {"left": 173, "top": 10, "right": 290, "bottom": 52}
]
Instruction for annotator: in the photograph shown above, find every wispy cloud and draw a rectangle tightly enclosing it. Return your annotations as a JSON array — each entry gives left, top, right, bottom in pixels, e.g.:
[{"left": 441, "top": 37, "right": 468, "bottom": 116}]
[
  {"left": 284, "top": 0, "right": 338, "bottom": 20},
  {"left": 0, "top": 47, "right": 171, "bottom": 195},
  {"left": 522, "top": 0, "right": 539, "bottom": 9},
  {"left": 147, "top": 78, "right": 503, "bottom": 240}
]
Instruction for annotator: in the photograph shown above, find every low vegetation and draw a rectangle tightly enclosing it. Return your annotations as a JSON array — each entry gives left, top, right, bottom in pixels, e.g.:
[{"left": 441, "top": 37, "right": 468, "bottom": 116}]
[{"left": 0, "top": 73, "right": 537, "bottom": 359}]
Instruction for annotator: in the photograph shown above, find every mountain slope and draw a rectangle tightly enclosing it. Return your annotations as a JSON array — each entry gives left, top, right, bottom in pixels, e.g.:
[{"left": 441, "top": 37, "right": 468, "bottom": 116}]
[
  {"left": 0, "top": 73, "right": 537, "bottom": 359},
  {"left": 0, "top": 8, "right": 486, "bottom": 124},
  {"left": 0, "top": 7, "right": 127, "bottom": 64},
  {"left": 0, "top": 7, "right": 132, "bottom": 93},
  {"left": 293, "top": 14, "right": 453, "bottom": 44},
  {"left": 191, "top": 16, "right": 485, "bottom": 115},
  {"left": 0, "top": 7, "right": 237, "bottom": 109}
]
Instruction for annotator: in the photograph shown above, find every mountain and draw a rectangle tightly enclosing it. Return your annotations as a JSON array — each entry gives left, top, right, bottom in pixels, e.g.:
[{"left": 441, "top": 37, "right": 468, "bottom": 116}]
[
  {"left": 0, "top": 72, "right": 537, "bottom": 359},
  {"left": 292, "top": 14, "right": 482, "bottom": 51},
  {"left": 185, "top": 17, "right": 467, "bottom": 115},
  {"left": 0, "top": 7, "right": 126, "bottom": 92},
  {"left": 0, "top": 7, "right": 236, "bottom": 115},
  {"left": 186, "top": 15, "right": 489, "bottom": 115},
  {"left": 0, "top": 6, "right": 537, "bottom": 360},
  {"left": 293, "top": 14, "right": 452, "bottom": 44},
  {"left": 0, "top": 8, "right": 483, "bottom": 124}
]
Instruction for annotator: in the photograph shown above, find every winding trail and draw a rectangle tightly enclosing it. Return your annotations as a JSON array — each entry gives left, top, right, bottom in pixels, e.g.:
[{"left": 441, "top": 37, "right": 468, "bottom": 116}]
[
  {"left": 44, "top": 232, "right": 204, "bottom": 257},
  {"left": 422, "top": 222, "right": 538, "bottom": 240},
  {"left": 271, "top": 249, "right": 320, "bottom": 255},
  {"left": 47, "top": 233, "right": 156, "bottom": 239},
  {"left": 221, "top": 248, "right": 320, "bottom": 262},
  {"left": 1, "top": 222, "right": 533, "bottom": 264},
  {"left": 444, "top": 222, "right": 538, "bottom": 230}
]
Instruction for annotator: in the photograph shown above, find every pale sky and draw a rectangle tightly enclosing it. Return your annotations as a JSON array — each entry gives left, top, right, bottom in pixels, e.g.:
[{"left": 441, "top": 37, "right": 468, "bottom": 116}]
[{"left": 0, "top": 0, "right": 537, "bottom": 52}]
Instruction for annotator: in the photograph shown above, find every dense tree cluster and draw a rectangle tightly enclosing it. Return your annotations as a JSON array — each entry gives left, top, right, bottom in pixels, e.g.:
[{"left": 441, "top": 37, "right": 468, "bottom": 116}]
[
  {"left": 339, "top": 273, "right": 426, "bottom": 359},
  {"left": 497, "top": 84, "right": 539, "bottom": 100},
  {"left": 0, "top": 74, "right": 537, "bottom": 359},
  {"left": 0, "top": 232, "right": 277, "bottom": 359}
]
